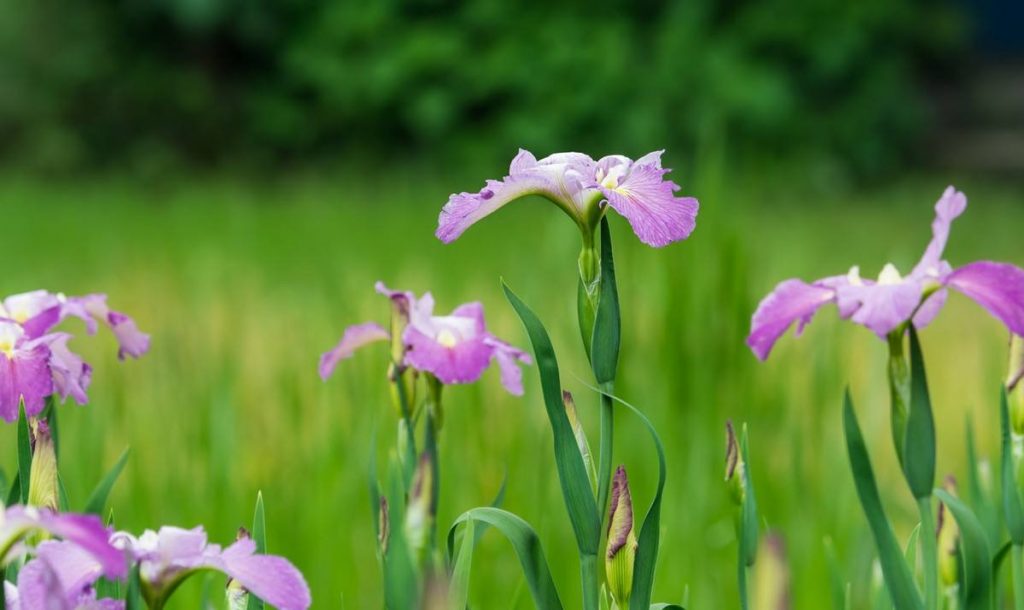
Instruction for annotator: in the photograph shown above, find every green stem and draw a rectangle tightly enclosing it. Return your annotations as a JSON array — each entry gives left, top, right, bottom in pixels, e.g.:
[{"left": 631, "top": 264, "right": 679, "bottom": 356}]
[
  {"left": 887, "top": 331, "right": 911, "bottom": 465},
  {"left": 596, "top": 389, "right": 615, "bottom": 522},
  {"left": 1014, "top": 544, "right": 1024, "bottom": 610},
  {"left": 918, "top": 496, "right": 938, "bottom": 610},
  {"left": 581, "top": 552, "right": 599, "bottom": 610}
]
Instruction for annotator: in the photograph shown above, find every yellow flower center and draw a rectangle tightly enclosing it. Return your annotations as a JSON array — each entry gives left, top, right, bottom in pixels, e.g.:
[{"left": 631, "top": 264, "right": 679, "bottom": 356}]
[
  {"left": 0, "top": 324, "right": 22, "bottom": 358},
  {"left": 437, "top": 328, "right": 459, "bottom": 349}
]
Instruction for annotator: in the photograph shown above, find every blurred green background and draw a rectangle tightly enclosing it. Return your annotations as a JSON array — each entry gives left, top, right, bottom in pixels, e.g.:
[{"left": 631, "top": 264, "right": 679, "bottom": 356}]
[{"left": 1, "top": 0, "right": 1023, "bottom": 608}]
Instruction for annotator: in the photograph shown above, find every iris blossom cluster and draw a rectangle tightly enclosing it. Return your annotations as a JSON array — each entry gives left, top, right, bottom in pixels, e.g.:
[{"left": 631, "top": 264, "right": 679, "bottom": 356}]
[
  {"left": 0, "top": 290, "right": 150, "bottom": 422},
  {"left": 1, "top": 505, "right": 126, "bottom": 610},
  {"left": 437, "top": 149, "right": 699, "bottom": 248},
  {"left": 747, "top": 187, "right": 1024, "bottom": 360},
  {"left": 320, "top": 282, "right": 531, "bottom": 395}
]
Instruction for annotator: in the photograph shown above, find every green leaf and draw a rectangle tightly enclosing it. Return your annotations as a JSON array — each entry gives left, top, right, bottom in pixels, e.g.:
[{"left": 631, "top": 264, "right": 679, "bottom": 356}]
[
  {"left": 993, "top": 541, "right": 1012, "bottom": 575},
  {"left": 247, "top": 491, "right": 267, "bottom": 610},
  {"left": 383, "top": 456, "right": 418, "bottom": 610},
  {"left": 44, "top": 395, "right": 59, "bottom": 462},
  {"left": 57, "top": 472, "right": 70, "bottom": 511},
  {"left": 844, "top": 390, "right": 924, "bottom": 610},
  {"left": 902, "top": 327, "right": 935, "bottom": 500},
  {"left": 934, "top": 489, "right": 993, "bottom": 610},
  {"left": 448, "top": 518, "right": 476, "bottom": 610},
  {"left": 965, "top": 416, "right": 1000, "bottom": 549},
  {"left": 447, "top": 507, "right": 563, "bottom": 610},
  {"left": 1000, "top": 387, "right": 1024, "bottom": 544},
  {"left": 739, "top": 425, "right": 759, "bottom": 568},
  {"left": 903, "top": 524, "right": 920, "bottom": 570},
  {"left": 591, "top": 218, "right": 620, "bottom": 384},
  {"left": 579, "top": 384, "right": 667, "bottom": 610},
  {"left": 5, "top": 473, "right": 20, "bottom": 507},
  {"left": 0, "top": 468, "right": 8, "bottom": 502},
  {"left": 125, "top": 564, "right": 144, "bottom": 610},
  {"left": 83, "top": 448, "right": 131, "bottom": 515},
  {"left": 17, "top": 402, "right": 31, "bottom": 504},
  {"left": 503, "top": 281, "right": 600, "bottom": 556}
]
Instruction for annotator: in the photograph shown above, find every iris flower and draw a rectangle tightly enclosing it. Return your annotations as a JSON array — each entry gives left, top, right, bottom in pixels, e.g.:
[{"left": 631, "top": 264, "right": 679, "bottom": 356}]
[
  {"left": 319, "top": 282, "right": 531, "bottom": 395},
  {"left": 436, "top": 150, "right": 699, "bottom": 248},
  {"left": 112, "top": 526, "right": 311, "bottom": 610},
  {"left": 5, "top": 541, "right": 124, "bottom": 610},
  {"left": 747, "top": 187, "right": 1024, "bottom": 360},
  {"left": 0, "top": 291, "right": 150, "bottom": 422}
]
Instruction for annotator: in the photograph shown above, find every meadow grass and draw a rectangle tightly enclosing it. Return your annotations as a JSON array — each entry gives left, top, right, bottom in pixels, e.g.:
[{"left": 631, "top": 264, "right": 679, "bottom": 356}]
[{"left": 0, "top": 171, "right": 1021, "bottom": 608}]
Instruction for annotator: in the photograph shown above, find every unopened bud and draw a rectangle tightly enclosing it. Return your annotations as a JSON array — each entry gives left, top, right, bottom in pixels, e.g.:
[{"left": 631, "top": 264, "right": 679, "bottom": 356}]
[
  {"left": 563, "top": 391, "right": 596, "bottom": 489},
  {"left": 227, "top": 528, "right": 252, "bottom": 610},
  {"left": 937, "top": 476, "right": 960, "bottom": 588},
  {"left": 378, "top": 497, "right": 390, "bottom": 556},
  {"left": 752, "top": 534, "right": 791, "bottom": 610},
  {"left": 28, "top": 420, "right": 58, "bottom": 511},
  {"left": 1009, "top": 334, "right": 1024, "bottom": 434},
  {"left": 725, "top": 421, "right": 746, "bottom": 505},
  {"left": 405, "top": 453, "right": 435, "bottom": 561},
  {"left": 605, "top": 466, "right": 637, "bottom": 608}
]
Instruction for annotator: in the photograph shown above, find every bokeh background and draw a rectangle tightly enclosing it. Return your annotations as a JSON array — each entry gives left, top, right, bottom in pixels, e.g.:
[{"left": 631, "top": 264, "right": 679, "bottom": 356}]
[{"left": 1, "top": 0, "right": 1023, "bottom": 607}]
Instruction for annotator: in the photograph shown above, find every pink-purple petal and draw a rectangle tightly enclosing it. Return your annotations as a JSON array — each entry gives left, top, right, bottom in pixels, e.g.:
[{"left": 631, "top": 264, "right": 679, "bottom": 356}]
[
  {"left": 746, "top": 279, "right": 837, "bottom": 361},
  {"left": 838, "top": 280, "right": 925, "bottom": 338},
  {"left": 598, "top": 161, "right": 698, "bottom": 247},
  {"left": 38, "top": 512, "right": 126, "bottom": 579},
  {"left": 913, "top": 186, "right": 967, "bottom": 277},
  {"left": 436, "top": 173, "right": 553, "bottom": 243},
  {"left": 946, "top": 261, "right": 1024, "bottom": 336},
  {"left": 0, "top": 339, "right": 53, "bottom": 423},
  {"left": 403, "top": 326, "right": 493, "bottom": 385},
  {"left": 486, "top": 337, "right": 532, "bottom": 396},
  {"left": 219, "top": 539, "right": 312, "bottom": 610},
  {"left": 318, "top": 322, "right": 390, "bottom": 381}
]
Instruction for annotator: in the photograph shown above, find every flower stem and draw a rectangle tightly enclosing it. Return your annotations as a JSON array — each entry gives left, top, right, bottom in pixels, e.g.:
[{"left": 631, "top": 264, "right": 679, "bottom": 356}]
[
  {"left": 887, "top": 331, "right": 911, "bottom": 465},
  {"left": 596, "top": 389, "right": 615, "bottom": 524},
  {"left": 1013, "top": 544, "right": 1024, "bottom": 610},
  {"left": 918, "top": 495, "right": 938, "bottom": 610},
  {"left": 581, "top": 552, "right": 600, "bottom": 610}
]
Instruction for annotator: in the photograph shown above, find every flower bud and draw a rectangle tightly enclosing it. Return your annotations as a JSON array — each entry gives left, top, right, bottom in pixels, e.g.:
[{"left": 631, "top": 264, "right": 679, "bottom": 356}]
[
  {"left": 752, "top": 534, "right": 790, "bottom": 610},
  {"left": 28, "top": 419, "right": 58, "bottom": 511},
  {"left": 227, "top": 528, "right": 252, "bottom": 610},
  {"left": 725, "top": 420, "right": 746, "bottom": 505},
  {"left": 605, "top": 466, "right": 637, "bottom": 609},
  {"left": 378, "top": 497, "right": 390, "bottom": 556},
  {"left": 405, "top": 453, "right": 435, "bottom": 562},
  {"left": 1008, "top": 334, "right": 1024, "bottom": 434},
  {"left": 563, "top": 391, "right": 596, "bottom": 488},
  {"left": 937, "top": 476, "right": 961, "bottom": 588}
]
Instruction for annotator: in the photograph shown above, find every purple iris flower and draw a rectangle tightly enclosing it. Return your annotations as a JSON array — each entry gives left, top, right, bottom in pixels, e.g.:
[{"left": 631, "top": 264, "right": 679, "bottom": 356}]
[
  {"left": 0, "top": 291, "right": 150, "bottom": 422},
  {"left": 436, "top": 150, "right": 699, "bottom": 247},
  {"left": 5, "top": 541, "right": 124, "bottom": 610},
  {"left": 747, "top": 187, "right": 1024, "bottom": 360},
  {"left": 319, "top": 282, "right": 531, "bottom": 395},
  {"left": 112, "top": 526, "right": 311, "bottom": 610}
]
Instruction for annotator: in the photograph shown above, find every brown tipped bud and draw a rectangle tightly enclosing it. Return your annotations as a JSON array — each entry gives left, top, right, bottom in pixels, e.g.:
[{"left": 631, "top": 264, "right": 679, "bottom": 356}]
[
  {"left": 605, "top": 466, "right": 637, "bottom": 608},
  {"left": 378, "top": 497, "right": 390, "bottom": 556},
  {"left": 563, "top": 391, "right": 596, "bottom": 488},
  {"left": 753, "top": 534, "right": 791, "bottom": 610},
  {"left": 725, "top": 420, "right": 746, "bottom": 505},
  {"left": 28, "top": 419, "right": 58, "bottom": 511},
  {"left": 937, "top": 475, "right": 961, "bottom": 588}
]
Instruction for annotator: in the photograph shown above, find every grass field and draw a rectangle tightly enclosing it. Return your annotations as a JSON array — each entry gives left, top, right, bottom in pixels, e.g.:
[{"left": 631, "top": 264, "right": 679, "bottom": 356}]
[{"left": 1, "top": 169, "right": 1021, "bottom": 608}]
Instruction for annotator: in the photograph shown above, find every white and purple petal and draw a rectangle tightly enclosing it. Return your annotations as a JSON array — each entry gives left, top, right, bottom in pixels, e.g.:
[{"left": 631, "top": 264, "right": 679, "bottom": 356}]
[
  {"left": 912, "top": 186, "right": 967, "bottom": 278},
  {"left": 837, "top": 279, "right": 925, "bottom": 338},
  {"left": 33, "top": 333, "right": 92, "bottom": 405},
  {"left": 746, "top": 279, "right": 838, "bottom": 361},
  {"left": 217, "top": 538, "right": 312, "bottom": 610},
  {"left": 485, "top": 336, "right": 532, "bottom": 396},
  {"left": 318, "top": 322, "right": 390, "bottom": 381},
  {"left": 596, "top": 155, "right": 698, "bottom": 247},
  {"left": 946, "top": 261, "right": 1024, "bottom": 336},
  {"left": 0, "top": 323, "right": 54, "bottom": 422}
]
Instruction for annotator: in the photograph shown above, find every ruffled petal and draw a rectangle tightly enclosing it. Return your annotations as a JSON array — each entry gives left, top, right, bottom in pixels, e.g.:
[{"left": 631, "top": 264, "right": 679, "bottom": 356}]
[
  {"left": 597, "top": 154, "right": 698, "bottom": 247},
  {"left": 403, "top": 325, "right": 492, "bottom": 385},
  {"left": 219, "top": 539, "right": 312, "bottom": 610},
  {"left": 913, "top": 186, "right": 967, "bottom": 277},
  {"left": 61, "top": 295, "right": 150, "bottom": 360},
  {"left": 318, "top": 322, "right": 390, "bottom": 380},
  {"left": 946, "top": 261, "right": 1024, "bottom": 335},
  {"left": 746, "top": 279, "right": 837, "bottom": 360},
  {"left": 485, "top": 337, "right": 532, "bottom": 396},
  {"left": 0, "top": 330, "right": 53, "bottom": 422},
  {"left": 36, "top": 333, "right": 92, "bottom": 405},
  {"left": 3, "top": 291, "right": 62, "bottom": 335}
]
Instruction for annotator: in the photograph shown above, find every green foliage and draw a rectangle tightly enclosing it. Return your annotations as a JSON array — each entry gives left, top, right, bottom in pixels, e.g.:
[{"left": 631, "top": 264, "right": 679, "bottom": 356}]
[
  {"left": 0, "top": 0, "right": 963, "bottom": 173},
  {"left": 903, "top": 327, "right": 936, "bottom": 500}
]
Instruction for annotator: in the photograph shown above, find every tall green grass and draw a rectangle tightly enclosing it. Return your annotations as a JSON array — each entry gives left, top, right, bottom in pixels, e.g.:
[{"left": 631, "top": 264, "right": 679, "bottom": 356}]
[{"left": 0, "top": 171, "right": 1020, "bottom": 608}]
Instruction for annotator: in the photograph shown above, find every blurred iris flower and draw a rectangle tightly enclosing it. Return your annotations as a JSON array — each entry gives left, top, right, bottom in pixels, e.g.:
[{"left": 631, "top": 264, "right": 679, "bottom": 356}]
[
  {"left": 747, "top": 187, "right": 1024, "bottom": 360},
  {"left": 4, "top": 540, "right": 124, "bottom": 610}
]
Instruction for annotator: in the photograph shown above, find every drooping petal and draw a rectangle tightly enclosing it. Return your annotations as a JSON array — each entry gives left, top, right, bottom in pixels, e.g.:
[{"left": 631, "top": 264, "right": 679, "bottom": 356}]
[
  {"left": 746, "top": 279, "right": 838, "bottom": 361},
  {"left": 838, "top": 280, "right": 925, "bottom": 338},
  {"left": 33, "top": 333, "right": 92, "bottom": 405},
  {"left": 374, "top": 282, "right": 415, "bottom": 318},
  {"left": 37, "top": 512, "right": 126, "bottom": 579},
  {"left": 18, "top": 541, "right": 106, "bottom": 607},
  {"left": 3, "top": 291, "right": 62, "bottom": 333},
  {"left": 15, "top": 555, "right": 70, "bottom": 610},
  {"left": 216, "top": 539, "right": 311, "bottom": 610},
  {"left": 486, "top": 337, "right": 532, "bottom": 396},
  {"left": 318, "top": 322, "right": 390, "bottom": 380},
  {"left": 596, "top": 154, "right": 698, "bottom": 247},
  {"left": 912, "top": 186, "right": 967, "bottom": 277},
  {"left": 0, "top": 326, "right": 53, "bottom": 422},
  {"left": 436, "top": 173, "right": 554, "bottom": 243},
  {"left": 60, "top": 295, "right": 150, "bottom": 359},
  {"left": 946, "top": 261, "right": 1024, "bottom": 335}
]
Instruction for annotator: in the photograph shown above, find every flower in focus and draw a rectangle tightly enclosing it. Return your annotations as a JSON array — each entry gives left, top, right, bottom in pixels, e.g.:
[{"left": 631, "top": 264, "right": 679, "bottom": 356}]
[
  {"left": 0, "top": 505, "right": 126, "bottom": 579},
  {"left": 747, "top": 187, "right": 1024, "bottom": 360},
  {"left": 0, "top": 290, "right": 150, "bottom": 422},
  {"left": 5, "top": 540, "right": 124, "bottom": 610},
  {"left": 436, "top": 150, "right": 699, "bottom": 248},
  {"left": 319, "top": 282, "right": 531, "bottom": 395},
  {"left": 112, "top": 525, "right": 311, "bottom": 610},
  {"left": 605, "top": 466, "right": 637, "bottom": 609}
]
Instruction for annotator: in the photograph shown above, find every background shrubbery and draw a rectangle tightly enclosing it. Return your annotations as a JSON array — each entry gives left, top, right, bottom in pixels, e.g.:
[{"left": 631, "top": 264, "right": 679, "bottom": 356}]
[{"left": 0, "top": 0, "right": 964, "bottom": 175}]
